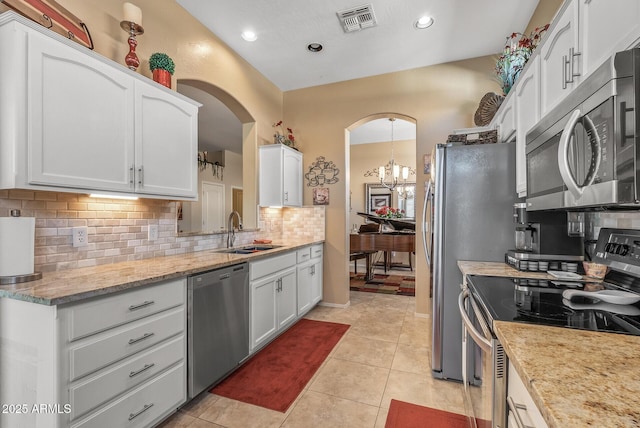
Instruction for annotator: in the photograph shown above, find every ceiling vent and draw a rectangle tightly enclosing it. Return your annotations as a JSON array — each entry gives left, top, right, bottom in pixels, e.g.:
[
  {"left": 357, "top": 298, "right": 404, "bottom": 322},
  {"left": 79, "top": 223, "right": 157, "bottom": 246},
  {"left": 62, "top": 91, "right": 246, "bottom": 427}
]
[{"left": 337, "top": 4, "right": 377, "bottom": 33}]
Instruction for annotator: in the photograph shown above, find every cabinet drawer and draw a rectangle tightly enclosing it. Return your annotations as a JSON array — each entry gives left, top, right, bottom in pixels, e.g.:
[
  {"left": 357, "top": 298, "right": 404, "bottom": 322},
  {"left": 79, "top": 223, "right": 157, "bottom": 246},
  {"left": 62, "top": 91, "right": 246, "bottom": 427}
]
[
  {"left": 69, "top": 335, "right": 184, "bottom": 420},
  {"left": 71, "top": 362, "right": 185, "bottom": 428},
  {"left": 69, "top": 307, "right": 185, "bottom": 381},
  {"left": 250, "top": 252, "right": 296, "bottom": 281},
  {"left": 311, "top": 244, "right": 323, "bottom": 259},
  {"left": 296, "top": 247, "right": 311, "bottom": 264},
  {"left": 65, "top": 278, "right": 185, "bottom": 341}
]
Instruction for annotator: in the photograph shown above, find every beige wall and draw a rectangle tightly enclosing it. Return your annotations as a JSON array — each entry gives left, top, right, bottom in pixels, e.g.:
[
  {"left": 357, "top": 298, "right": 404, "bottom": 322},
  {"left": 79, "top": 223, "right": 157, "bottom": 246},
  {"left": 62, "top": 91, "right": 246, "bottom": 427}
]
[{"left": 285, "top": 57, "right": 499, "bottom": 312}]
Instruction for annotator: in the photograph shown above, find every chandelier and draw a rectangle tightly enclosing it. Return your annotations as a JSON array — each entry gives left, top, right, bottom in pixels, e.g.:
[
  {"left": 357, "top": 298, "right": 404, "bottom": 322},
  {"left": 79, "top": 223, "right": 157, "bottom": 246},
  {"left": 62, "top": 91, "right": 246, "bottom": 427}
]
[{"left": 379, "top": 118, "right": 408, "bottom": 191}]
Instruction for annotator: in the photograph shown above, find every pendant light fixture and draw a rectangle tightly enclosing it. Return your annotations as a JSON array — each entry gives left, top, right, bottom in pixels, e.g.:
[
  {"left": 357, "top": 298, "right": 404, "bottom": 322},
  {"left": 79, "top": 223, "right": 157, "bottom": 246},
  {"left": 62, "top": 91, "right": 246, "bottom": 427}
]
[{"left": 379, "top": 118, "right": 409, "bottom": 191}]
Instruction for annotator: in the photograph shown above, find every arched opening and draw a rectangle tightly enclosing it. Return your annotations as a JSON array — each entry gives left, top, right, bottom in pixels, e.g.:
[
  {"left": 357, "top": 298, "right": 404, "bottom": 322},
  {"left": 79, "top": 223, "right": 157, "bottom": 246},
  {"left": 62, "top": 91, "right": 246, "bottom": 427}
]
[
  {"left": 346, "top": 113, "right": 417, "bottom": 299},
  {"left": 176, "top": 79, "right": 258, "bottom": 233}
]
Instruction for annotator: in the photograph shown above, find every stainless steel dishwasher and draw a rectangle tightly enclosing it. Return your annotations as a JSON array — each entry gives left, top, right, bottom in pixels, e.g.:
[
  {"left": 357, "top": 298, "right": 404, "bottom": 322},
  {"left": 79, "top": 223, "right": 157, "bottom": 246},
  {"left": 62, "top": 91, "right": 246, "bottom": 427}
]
[{"left": 187, "top": 262, "right": 249, "bottom": 398}]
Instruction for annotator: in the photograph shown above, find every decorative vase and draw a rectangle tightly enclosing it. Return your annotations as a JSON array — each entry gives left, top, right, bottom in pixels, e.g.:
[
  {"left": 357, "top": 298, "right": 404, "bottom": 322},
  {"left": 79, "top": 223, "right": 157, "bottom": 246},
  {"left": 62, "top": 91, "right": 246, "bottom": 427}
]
[{"left": 152, "top": 69, "right": 171, "bottom": 89}]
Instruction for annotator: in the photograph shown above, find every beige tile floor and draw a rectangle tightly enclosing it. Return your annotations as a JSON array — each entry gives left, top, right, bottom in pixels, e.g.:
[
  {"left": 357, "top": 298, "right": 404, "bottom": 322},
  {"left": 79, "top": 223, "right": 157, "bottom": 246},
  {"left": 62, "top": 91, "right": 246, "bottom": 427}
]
[{"left": 160, "top": 275, "right": 464, "bottom": 428}]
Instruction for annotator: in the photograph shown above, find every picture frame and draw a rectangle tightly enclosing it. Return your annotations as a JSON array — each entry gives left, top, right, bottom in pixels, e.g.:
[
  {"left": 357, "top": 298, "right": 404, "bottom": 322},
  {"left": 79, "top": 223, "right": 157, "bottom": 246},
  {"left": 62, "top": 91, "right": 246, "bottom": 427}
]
[
  {"left": 369, "top": 194, "right": 390, "bottom": 213},
  {"left": 313, "top": 187, "right": 329, "bottom": 205}
]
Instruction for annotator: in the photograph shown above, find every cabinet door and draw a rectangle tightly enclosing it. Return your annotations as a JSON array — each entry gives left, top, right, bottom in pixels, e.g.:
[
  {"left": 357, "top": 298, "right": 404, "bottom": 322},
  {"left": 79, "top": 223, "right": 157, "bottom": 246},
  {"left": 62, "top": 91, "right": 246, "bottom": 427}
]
[
  {"left": 580, "top": 0, "right": 640, "bottom": 77},
  {"left": 296, "top": 263, "right": 312, "bottom": 316},
  {"left": 27, "top": 30, "right": 135, "bottom": 192},
  {"left": 277, "top": 267, "right": 297, "bottom": 330},
  {"left": 283, "top": 149, "right": 302, "bottom": 206},
  {"left": 540, "top": 0, "right": 580, "bottom": 117},
  {"left": 310, "top": 259, "right": 323, "bottom": 305},
  {"left": 514, "top": 57, "right": 540, "bottom": 197},
  {"left": 134, "top": 82, "right": 198, "bottom": 199},
  {"left": 496, "top": 95, "right": 515, "bottom": 143},
  {"left": 250, "top": 275, "right": 278, "bottom": 352}
]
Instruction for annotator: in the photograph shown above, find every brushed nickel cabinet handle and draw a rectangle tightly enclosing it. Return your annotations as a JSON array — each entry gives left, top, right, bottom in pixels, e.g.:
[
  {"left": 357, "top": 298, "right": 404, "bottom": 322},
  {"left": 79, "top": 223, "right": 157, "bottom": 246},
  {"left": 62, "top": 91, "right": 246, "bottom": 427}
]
[
  {"left": 128, "top": 332, "right": 155, "bottom": 345},
  {"left": 128, "top": 403, "right": 154, "bottom": 421},
  {"left": 128, "top": 300, "right": 155, "bottom": 311},
  {"left": 129, "top": 363, "right": 155, "bottom": 378},
  {"left": 507, "top": 396, "right": 535, "bottom": 428}
]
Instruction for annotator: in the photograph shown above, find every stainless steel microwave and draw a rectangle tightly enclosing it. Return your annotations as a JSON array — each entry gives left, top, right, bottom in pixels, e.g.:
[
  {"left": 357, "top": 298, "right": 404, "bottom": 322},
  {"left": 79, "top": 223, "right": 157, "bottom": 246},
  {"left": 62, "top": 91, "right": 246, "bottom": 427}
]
[{"left": 526, "top": 48, "right": 640, "bottom": 211}]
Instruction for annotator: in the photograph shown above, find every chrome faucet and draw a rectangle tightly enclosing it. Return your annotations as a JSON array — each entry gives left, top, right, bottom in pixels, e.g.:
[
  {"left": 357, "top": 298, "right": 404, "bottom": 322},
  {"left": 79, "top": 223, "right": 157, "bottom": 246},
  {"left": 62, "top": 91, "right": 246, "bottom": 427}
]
[{"left": 227, "top": 211, "right": 242, "bottom": 248}]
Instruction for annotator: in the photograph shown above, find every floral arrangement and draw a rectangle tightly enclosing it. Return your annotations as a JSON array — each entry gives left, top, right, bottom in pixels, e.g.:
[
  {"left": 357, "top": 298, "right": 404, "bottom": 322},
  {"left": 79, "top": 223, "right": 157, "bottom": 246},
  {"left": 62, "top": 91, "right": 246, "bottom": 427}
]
[
  {"left": 495, "top": 24, "right": 549, "bottom": 95},
  {"left": 273, "top": 120, "right": 295, "bottom": 147},
  {"left": 149, "top": 52, "right": 175, "bottom": 75},
  {"left": 375, "top": 206, "right": 404, "bottom": 219}
]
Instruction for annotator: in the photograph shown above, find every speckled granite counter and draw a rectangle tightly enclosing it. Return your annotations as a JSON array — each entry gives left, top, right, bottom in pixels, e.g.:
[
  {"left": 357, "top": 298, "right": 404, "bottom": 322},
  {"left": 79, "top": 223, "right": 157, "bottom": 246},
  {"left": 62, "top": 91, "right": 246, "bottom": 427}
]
[
  {"left": 495, "top": 322, "right": 640, "bottom": 428},
  {"left": 457, "top": 260, "right": 578, "bottom": 280},
  {"left": 459, "top": 260, "right": 638, "bottom": 428},
  {"left": 0, "top": 239, "right": 323, "bottom": 306}
]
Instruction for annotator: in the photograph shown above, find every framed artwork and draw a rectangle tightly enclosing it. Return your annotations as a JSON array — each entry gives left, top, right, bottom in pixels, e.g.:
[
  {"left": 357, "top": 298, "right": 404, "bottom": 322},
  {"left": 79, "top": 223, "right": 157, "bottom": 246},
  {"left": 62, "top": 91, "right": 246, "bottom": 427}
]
[
  {"left": 313, "top": 187, "right": 329, "bottom": 205},
  {"left": 369, "top": 194, "right": 390, "bottom": 213},
  {"left": 424, "top": 153, "right": 432, "bottom": 174}
]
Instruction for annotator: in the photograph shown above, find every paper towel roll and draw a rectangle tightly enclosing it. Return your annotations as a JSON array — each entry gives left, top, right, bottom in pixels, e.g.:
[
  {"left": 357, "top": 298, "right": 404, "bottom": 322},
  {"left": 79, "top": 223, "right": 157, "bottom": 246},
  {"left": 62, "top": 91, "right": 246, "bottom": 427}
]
[{"left": 0, "top": 216, "right": 35, "bottom": 277}]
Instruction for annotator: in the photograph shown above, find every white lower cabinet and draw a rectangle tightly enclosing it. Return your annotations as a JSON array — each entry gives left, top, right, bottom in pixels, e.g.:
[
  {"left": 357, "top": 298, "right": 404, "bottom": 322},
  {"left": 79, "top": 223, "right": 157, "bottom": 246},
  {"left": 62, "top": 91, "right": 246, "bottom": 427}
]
[
  {"left": 250, "top": 245, "right": 324, "bottom": 352},
  {"left": 507, "top": 362, "right": 548, "bottom": 428},
  {"left": 297, "top": 244, "right": 324, "bottom": 316},
  {"left": 250, "top": 252, "right": 298, "bottom": 353},
  {"left": 0, "top": 278, "right": 187, "bottom": 428}
]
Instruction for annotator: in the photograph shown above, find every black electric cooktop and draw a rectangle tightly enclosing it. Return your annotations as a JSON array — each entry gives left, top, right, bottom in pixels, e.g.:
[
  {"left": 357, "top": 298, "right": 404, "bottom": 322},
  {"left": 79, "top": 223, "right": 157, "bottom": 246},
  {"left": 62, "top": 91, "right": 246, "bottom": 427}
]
[{"left": 467, "top": 275, "right": 640, "bottom": 336}]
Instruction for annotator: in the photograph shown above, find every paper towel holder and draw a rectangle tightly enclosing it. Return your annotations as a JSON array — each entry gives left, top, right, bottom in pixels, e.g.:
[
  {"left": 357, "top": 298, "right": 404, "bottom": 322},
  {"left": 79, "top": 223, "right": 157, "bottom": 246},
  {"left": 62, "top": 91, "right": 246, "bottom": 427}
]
[{"left": 0, "top": 210, "right": 43, "bottom": 285}]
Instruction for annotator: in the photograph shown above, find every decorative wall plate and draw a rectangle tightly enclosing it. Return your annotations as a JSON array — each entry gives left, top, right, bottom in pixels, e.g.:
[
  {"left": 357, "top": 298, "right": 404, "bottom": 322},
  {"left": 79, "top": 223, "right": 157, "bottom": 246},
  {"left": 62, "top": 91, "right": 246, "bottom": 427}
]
[{"left": 474, "top": 92, "right": 504, "bottom": 126}]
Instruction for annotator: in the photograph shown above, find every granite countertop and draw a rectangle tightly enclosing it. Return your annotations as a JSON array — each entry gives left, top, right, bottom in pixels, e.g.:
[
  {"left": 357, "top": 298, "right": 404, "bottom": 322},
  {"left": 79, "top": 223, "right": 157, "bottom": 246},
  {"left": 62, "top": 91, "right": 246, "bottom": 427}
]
[
  {"left": 0, "top": 239, "right": 323, "bottom": 306},
  {"left": 459, "top": 260, "right": 638, "bottom": 427},
  {"left": 495, "top": 322, "right": 640, "bottom": 428}
]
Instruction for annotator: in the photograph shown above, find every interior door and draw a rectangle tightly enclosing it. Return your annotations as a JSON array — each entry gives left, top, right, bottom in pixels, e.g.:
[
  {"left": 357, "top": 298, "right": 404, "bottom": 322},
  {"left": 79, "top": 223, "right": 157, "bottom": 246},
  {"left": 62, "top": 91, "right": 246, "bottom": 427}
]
[{"left": 202, "top": 181, "right": 224, "bottom": 232}]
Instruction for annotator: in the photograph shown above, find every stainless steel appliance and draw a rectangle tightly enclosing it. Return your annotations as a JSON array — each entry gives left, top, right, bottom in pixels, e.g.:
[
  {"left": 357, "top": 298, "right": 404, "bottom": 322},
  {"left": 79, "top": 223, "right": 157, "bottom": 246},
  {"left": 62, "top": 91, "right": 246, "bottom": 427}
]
[
  {"left": 526, "top": 48, "right": 640, "bottom": 211},
  {"left": 187, "top": 263, "right": 249, "bottom": 398},
  {"left": 506, "top": 207, "right": 583, "bottom": 271},
  {"left": 460, "top": 227, "right": 640, "bottom": 428},
  {"left": 431, "top": 141, "right": 518, "bottom": 381}
]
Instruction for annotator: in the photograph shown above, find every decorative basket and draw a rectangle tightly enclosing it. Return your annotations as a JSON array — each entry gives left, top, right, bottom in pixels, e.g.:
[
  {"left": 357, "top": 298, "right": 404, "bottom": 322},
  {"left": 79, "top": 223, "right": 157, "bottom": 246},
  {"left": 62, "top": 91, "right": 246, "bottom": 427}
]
[
  {"left": 446, "top": 129, "right": 498, "bottom": 145},
  {"left": 474, "top": 92, "right": 504, "bottom": 126}
]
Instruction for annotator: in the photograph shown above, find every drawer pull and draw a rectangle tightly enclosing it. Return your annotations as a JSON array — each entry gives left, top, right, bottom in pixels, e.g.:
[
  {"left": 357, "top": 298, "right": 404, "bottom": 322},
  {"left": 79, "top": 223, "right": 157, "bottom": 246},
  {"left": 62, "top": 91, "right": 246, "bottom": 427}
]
[
  {"left": 129, "top": 363, "right": 155, "bottom": 378},
  {"left": 128, "top": 332, "right": 155, "bottom": 345},
  {"left": 507, "top": 396, "right": 535, "bottom": 428},
  {"left": 128, "top": 403, "right": 154, "bottom": 421},
  {"left": 128, "top": 300, "right": 155, "bottom": 311}
]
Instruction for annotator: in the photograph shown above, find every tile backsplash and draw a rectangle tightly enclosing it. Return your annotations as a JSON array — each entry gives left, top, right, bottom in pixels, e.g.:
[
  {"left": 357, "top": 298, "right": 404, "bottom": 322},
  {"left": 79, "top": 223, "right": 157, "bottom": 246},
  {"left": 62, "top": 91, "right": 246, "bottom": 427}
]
[{"left": 0, "top": 190, "right": 325, "bottom": 273}]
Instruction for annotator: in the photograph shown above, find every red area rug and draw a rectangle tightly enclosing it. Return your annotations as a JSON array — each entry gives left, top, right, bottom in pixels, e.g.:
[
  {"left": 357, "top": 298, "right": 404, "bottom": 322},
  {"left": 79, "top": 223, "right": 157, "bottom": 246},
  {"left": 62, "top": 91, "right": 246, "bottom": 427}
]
[
  {"left": 350, "top": 272, "right": 415, "bottom": 296},
  {"left": 211, "top": 319, "right": 349, "bottom": 412},
  {"left": 385, "top": 399, "right": 490, "bottom": 428}
]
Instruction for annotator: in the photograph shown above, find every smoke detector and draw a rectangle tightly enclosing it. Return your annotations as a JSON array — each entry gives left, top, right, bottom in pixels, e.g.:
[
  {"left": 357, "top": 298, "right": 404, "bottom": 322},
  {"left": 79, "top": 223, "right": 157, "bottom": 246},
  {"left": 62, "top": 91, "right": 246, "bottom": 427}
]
[{"left": 337, "top": 4, "right": 377, "bottom": 33}]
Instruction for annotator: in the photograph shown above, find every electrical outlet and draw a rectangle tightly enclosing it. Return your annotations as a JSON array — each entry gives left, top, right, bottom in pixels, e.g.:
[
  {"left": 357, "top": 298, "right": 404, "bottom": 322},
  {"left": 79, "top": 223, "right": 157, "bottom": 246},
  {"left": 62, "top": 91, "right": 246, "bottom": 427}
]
[
  {"left": 148, "top": 224, "right": 159, "bottom": 241},
  {"left": 72, "top": 226, "right": 88, "bottom": 248}
]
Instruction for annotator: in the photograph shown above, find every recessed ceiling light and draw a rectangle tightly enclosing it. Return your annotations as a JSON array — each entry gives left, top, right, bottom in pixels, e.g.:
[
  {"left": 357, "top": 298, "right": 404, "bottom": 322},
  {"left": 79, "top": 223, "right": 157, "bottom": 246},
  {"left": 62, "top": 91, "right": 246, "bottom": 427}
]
[
  {"left": 241, "top": 30, "right": 257, "bottom": 42},
  {"left": 415, "top": 16, "right": 434, "bottom": 30},
  {"left": 307, "top": 43, "right": 323, "bottom": 53}
]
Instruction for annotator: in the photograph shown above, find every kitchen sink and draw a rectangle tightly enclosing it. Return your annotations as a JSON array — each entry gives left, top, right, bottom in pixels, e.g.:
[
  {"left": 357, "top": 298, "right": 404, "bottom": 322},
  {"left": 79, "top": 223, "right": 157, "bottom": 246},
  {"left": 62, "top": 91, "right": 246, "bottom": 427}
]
[{"left": 216, "top": 245, "right": 282, "bottom": 254}]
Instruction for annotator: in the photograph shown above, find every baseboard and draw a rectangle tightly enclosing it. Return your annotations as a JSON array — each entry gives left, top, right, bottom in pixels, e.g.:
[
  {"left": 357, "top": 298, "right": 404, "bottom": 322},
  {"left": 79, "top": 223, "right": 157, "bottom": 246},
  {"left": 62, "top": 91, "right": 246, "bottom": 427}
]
[
  {"left": 413, "top": 311, "right": 431, "bottom": 319},
  {"left": 318, "top": 301, "right": 351, "bottom": 309}
]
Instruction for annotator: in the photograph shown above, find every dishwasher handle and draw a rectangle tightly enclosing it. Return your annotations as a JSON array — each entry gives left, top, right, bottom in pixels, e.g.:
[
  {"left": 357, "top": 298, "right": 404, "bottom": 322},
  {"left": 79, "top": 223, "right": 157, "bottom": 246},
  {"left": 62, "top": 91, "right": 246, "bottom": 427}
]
[{"left": 458, "top": 290, "right": 492, "bottom": 352}]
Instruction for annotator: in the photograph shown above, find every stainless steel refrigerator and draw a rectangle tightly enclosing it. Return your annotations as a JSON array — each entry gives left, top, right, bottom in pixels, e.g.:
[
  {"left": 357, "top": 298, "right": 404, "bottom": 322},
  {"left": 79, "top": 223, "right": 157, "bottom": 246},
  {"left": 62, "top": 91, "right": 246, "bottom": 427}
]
[{"left": 430, "top": 141, "right": 517, "bottom": 381}]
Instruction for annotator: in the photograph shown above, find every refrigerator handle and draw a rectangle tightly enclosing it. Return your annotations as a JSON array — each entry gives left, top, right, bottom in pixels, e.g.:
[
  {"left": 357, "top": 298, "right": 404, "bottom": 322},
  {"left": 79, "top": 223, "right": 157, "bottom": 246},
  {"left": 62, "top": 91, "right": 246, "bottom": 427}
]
[{"left": 422, "top": 180, "right": 432, "bottom": 265}]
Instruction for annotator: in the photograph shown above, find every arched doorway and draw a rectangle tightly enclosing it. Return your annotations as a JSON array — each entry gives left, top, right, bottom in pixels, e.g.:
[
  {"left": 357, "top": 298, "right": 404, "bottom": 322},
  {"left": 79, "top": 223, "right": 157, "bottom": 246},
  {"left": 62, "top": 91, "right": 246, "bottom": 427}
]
[{"left": 346, "top": 113, "right": 417, "bottom": 298}]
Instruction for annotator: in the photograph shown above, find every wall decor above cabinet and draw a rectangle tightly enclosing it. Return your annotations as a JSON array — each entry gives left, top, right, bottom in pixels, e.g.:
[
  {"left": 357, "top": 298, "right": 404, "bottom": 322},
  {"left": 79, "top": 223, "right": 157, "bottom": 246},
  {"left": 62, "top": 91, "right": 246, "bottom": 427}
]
[{"left": 0, "top": 11, "right": 201, "bottom": 201}]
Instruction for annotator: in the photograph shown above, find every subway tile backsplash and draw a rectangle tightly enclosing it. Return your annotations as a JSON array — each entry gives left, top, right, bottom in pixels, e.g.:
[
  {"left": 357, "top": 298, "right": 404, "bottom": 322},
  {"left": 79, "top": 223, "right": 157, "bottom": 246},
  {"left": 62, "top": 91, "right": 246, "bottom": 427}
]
[{"left": 0, "top": 190, "right": 325, "bottom": 273}]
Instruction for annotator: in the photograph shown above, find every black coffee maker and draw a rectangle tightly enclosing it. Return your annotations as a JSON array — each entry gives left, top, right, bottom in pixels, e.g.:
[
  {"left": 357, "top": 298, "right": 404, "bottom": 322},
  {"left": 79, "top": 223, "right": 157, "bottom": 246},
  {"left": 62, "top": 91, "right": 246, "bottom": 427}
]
[{"left": 506, "top": 204, "right": 584, "bottom": 272}]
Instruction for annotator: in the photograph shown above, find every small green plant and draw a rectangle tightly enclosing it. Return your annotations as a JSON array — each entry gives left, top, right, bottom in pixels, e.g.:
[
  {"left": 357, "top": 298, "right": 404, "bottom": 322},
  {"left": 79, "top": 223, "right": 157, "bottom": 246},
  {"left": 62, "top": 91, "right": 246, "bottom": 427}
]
[{"left": 149, "top": 52, "right": 175, "bottom": 75}]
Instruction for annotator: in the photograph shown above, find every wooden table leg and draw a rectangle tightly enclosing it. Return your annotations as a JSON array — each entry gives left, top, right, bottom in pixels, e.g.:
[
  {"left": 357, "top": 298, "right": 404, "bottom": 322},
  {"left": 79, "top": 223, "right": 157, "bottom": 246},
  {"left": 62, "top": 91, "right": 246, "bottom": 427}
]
[{"left": 365, "top": 252, "right": 373, "bottom": 281}]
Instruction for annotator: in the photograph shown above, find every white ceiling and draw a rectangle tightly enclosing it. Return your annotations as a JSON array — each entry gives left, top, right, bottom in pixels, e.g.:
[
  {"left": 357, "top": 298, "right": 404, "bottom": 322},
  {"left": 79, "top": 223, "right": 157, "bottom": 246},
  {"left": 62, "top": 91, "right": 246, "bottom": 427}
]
[
  {"left": 176, "top": 0, "right": 539, "bottom": 91},
  {"left": 175, "top": 0, "right": 539, "bottom": 153}
]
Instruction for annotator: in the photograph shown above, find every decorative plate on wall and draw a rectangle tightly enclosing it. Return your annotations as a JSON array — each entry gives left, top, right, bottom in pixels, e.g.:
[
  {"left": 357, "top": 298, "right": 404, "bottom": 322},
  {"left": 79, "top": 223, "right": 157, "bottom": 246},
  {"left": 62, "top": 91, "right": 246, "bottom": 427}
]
[{"left": 474, "top": 92, "right": 504, "bottom": 126}]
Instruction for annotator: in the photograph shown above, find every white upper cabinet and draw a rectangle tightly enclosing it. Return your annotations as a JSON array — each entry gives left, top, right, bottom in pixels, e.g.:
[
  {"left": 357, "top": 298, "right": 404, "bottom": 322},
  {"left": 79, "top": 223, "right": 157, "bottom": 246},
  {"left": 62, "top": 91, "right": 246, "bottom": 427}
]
[
  {"left": 540, "top": 0, "right": 580, "bottom": 117},
  {"left": 514, "top": 56, "right": 541, "bottom": 197},
  {"left": 495, "top": 95, "right": 516, "bottom": 144},
  {"left": 0, "top": 12, "right": 200, "bottom": 200},
  {"left": 579, "top": 0, "right": 640, "bottom": 77},
  {"left": 259, "top": 144, "right": 303, "bottom": 207}
]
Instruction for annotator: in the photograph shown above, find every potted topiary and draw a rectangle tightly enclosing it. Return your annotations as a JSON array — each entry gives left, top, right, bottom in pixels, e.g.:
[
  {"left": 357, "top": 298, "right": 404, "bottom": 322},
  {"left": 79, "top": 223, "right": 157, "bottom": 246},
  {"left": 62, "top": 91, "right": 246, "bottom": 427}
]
[{"left": 149, "top": 52, "right": 175, "bottom": 88}]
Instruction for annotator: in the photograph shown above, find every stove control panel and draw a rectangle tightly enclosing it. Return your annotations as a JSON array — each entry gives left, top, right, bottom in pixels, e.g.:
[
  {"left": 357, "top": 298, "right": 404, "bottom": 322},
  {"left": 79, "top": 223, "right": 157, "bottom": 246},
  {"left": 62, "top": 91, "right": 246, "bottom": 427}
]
[{"left": 594, "top": 228, "right": 640, "bottom": 276}]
